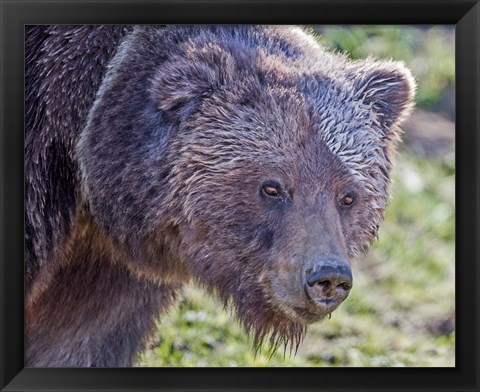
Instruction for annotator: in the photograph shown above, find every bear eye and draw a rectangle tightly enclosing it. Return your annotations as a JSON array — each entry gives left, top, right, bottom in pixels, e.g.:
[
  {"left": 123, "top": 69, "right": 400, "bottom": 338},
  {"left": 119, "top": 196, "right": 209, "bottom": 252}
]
[
  {"left": 261, "top": 181, "right": 282, "bottom": 199},
  {"left": 338, "top": 193, "right": 355, "bottom": 207}
]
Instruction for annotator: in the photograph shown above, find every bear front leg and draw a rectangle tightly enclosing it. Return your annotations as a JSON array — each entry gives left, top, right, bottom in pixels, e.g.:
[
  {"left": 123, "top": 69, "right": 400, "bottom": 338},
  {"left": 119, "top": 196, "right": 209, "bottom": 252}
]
[{"left": 25, "top": 253, "right": 181, "bottom": 367}]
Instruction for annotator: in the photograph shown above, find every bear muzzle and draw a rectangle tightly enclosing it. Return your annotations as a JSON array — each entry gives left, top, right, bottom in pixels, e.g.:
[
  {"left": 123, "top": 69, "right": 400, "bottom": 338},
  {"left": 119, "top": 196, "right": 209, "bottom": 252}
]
[{"left": 265, "top": 256, "right": 353, "bottom": 323}]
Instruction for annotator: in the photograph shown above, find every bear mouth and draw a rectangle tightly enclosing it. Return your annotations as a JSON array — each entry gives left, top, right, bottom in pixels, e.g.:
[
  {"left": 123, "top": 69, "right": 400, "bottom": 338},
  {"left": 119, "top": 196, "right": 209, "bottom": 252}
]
[
  {"left": 261, "top": 271, "right": 342, "bottom": 325},
  {"left": 291, "top": 305, "right": 334, "bottom": 323},
  {"left": 267, "top": 294, "right": 334, "bottom": 325}
]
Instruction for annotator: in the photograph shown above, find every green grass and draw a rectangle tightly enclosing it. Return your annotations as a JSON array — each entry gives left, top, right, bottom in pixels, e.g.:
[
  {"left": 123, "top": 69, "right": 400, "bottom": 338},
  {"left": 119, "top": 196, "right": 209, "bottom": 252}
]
[
  {"left": 138, "top": 150, "right": 455, "bottom": 367},
  {"left": 316, "top": 26, "right": 455, "bottom": 110}
]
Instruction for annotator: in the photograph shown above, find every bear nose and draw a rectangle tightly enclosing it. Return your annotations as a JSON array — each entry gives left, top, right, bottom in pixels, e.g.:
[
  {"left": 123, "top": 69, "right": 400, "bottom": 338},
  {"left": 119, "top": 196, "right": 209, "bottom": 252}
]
[{"left": 305, "top": 262, "right": 352, "bottom": 307}]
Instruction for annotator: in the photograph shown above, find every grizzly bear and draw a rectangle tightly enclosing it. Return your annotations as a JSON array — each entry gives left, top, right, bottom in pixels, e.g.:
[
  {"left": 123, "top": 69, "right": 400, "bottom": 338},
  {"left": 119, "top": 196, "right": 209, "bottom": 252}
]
[{"left": 25, "top": 25, "right": 415, "bottom": 367}]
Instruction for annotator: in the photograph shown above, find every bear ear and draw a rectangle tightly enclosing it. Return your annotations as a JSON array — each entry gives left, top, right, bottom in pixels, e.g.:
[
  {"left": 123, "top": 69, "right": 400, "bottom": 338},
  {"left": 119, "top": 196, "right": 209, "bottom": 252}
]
[
  {"left": 149, "top": 43, "right": 235, "bottom": 120},
  {"left": 352, "top": 60, "right": 416, "bottom": 128}
]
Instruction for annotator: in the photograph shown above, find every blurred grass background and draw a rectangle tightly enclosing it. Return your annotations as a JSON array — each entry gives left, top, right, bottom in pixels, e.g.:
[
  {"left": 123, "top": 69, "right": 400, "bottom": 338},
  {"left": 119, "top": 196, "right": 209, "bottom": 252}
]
[{"left": 138, "top": 26, "right": 455, "bottom": 367}]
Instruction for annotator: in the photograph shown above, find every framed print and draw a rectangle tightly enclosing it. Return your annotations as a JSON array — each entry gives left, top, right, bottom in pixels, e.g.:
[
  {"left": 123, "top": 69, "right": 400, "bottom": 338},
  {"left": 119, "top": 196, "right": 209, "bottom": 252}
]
[{"left": 1, "top": 0, "right": 479, "bottom": 391}]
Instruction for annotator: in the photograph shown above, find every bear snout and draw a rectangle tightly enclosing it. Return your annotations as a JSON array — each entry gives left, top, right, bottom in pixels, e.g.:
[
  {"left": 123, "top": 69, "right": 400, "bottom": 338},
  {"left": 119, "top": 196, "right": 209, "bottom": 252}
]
[
  {"left": 265, "top": 256, "right": 352, "bottom": 323},
  {"left": 303, "top": 261, "right": 352, "bottom": 313}
]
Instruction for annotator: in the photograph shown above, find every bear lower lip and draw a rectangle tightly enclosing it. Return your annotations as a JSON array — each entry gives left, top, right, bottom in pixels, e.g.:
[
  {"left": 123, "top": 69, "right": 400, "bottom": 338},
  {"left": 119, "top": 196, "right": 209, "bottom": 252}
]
[
  {"left": 307, "top": 297, "right": 342, "bottom": 315},
  {"left": 292, "top": 306, "right": 332, "bottom": 323}
]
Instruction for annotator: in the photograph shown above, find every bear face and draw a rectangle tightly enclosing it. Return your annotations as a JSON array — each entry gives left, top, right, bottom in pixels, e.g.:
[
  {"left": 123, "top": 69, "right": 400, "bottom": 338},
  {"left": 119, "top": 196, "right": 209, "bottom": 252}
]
[{"left": 77, "top": 25, "right": 414, "bottom": 350}]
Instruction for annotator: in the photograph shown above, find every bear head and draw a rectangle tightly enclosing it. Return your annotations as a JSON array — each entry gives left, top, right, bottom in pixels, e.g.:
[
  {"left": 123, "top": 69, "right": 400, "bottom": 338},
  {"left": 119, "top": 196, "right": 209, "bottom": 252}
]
[{"left": 77, "top": 26, "right": 415, "bottom": 350}]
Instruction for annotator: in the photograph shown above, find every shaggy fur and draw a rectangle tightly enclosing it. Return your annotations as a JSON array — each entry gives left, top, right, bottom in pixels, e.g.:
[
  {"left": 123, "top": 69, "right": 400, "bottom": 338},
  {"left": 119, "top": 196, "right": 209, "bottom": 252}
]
[{"left": 25, "top": 25, "right": 415, "bottom": 367}]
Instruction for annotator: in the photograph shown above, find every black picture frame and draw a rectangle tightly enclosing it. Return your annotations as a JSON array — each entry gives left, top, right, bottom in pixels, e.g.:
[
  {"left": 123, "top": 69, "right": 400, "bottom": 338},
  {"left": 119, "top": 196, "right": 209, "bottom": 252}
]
[{"left": 1, "top": 1, "right": 478, "bottom": 391}]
